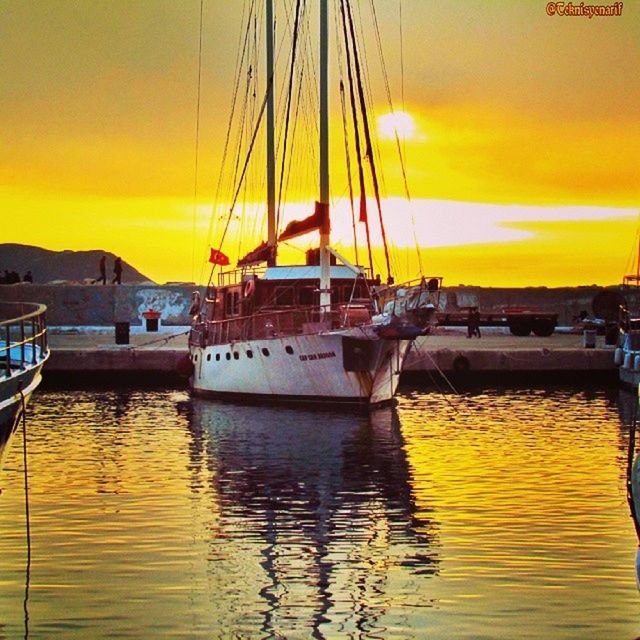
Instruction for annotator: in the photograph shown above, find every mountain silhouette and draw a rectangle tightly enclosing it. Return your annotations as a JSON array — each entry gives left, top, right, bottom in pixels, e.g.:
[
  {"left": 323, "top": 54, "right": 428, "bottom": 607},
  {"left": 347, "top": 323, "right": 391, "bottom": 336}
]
[{"left": 0, "top": 243, "right": 153, "bottom": 284}]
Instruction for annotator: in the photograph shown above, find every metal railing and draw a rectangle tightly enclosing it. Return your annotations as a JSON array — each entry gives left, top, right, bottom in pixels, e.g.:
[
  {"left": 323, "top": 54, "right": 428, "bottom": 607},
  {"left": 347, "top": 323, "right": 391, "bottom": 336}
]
[
  {"left": 0, "top": 302, "right": 48, "bottom": 378},
  {"left": 189, "top": 302, "right": 372, "bottom": 347}
]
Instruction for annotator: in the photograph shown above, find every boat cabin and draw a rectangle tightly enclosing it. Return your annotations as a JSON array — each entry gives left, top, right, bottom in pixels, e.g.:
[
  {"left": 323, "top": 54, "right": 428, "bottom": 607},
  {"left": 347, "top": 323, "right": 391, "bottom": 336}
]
[{"left": 196, "top": 265, "right": 376, "bottom": 347}]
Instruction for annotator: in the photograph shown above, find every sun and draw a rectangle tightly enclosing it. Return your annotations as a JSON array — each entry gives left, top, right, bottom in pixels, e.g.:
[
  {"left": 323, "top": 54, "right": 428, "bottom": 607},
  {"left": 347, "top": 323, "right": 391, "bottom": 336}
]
[{"left": 377, "top": 111, "right": 417, "bottom": 141}]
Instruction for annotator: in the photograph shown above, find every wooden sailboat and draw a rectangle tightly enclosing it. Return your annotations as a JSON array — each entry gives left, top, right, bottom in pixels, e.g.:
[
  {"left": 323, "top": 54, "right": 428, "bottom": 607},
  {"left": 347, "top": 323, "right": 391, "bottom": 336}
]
[{"left": 188, "top": 0, "right": 440, "bottom": 406}]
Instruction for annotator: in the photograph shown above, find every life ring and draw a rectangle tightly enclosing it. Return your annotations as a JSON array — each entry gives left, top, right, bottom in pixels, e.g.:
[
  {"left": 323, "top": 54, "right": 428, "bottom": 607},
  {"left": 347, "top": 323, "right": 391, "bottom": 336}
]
[
  {"left": 244, "top": 278, "right": 256, "bottom": 298},
  {"left": 452, "top": 355, "right": 470, "bottom": 372}
]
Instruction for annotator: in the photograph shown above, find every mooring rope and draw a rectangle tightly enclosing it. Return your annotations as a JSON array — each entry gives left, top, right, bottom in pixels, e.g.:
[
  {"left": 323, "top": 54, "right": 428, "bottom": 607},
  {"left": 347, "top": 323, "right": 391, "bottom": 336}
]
[
  {"left": 410, "top": 340, "right": 461, "bottom": 412},
  {"left": 125, "top": 330, "right": 190, "bottom": 351},
  {"left": 18, "top": 389, "right": 31, "bottom": 639}
]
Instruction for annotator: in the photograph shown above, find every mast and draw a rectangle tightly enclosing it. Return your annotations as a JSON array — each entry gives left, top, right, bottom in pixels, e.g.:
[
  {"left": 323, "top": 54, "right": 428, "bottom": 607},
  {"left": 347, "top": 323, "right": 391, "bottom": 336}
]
[
  {"left": 319, "top": 0, "right": 331, "bottom": 312},
  {"left": 266, "top": 0, "right": 276, "bottom": 266}
]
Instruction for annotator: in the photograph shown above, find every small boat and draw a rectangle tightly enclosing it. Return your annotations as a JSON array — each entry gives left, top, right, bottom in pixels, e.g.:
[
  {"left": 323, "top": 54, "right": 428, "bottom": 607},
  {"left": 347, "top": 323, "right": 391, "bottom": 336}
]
[
  {"left": 612, "top": 227, "right": 640, "bottom": 386},
  {"left": 0, "top": 302, "right": 49, "bottom": 467},
  {"left": 614, "top": 260, "right": 640, "bottom": 388},
  {"left": 188, "top": 1, "right": 442, "bottom": 406}
]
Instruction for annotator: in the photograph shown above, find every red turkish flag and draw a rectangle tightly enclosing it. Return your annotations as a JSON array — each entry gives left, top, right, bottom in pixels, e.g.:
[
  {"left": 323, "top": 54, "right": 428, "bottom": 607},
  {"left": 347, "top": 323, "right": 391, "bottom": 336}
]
[{"left": 208, "top": 248, "right": 230, "bottom": 266}]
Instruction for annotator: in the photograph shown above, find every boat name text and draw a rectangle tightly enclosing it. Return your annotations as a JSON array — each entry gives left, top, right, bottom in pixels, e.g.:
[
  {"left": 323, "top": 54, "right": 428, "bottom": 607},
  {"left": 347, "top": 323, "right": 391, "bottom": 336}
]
[{"left": 299, "top": 351, "right": 337, "bottom": 362}]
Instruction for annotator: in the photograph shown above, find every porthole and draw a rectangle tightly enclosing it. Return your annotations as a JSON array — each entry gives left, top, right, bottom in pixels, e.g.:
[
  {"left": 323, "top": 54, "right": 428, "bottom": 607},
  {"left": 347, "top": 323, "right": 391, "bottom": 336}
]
[
  {"left": 233, "top": 352, "right": 240, "bottom": 360},
  {"left": 226, "top": 353, "right": 231, "bottom": 361},
  {"left": 262, "top": 347, "right": 270, "bottom": 357},
  {"left": 215, "top": 353, "right": 220, "bottom": 361},
  {"left": 194, "top": 354, "right": 198, "bottom": 362},
  {"left": 247, "top": 350, "right": 254, "bottom": 359},
  {"left": 206, "top": 354, "right": 211, "bottom": 361},
  {"left": 285, "top": 345, "right": 294, "bottom": 355}
]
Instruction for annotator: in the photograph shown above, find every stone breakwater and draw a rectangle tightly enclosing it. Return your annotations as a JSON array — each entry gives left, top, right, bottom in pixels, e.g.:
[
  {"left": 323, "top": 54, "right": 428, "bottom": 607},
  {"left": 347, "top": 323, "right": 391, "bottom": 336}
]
[{"left": 0, "top": 283, "right": 635, "bottom": 327}]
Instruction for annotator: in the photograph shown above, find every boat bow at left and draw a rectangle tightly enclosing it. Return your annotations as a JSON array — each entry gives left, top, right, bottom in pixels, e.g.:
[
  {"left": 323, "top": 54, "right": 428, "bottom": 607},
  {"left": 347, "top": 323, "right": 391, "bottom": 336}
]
[{"left": 0, "top": 302, "right": 49, "bottom": 467}]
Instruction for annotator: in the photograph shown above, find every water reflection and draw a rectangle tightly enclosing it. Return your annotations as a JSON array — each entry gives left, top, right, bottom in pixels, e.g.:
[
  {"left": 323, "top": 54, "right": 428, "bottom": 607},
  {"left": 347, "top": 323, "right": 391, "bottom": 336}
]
[{"left": 182, "top": 400, "right": 439, "bottom": 637}]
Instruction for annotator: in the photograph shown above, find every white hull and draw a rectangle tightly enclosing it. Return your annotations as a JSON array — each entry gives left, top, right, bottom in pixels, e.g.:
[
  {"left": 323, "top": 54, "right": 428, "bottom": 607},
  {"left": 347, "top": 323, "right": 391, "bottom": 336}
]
[
  {"left": 620, "top": 366, "right": 640, "bottom": 389},
  {"left": 190, "top": 329, "right": 410, "bottom": 406},
  {"left": 0, "top": 362, "right": 46, "bottom": 466}
]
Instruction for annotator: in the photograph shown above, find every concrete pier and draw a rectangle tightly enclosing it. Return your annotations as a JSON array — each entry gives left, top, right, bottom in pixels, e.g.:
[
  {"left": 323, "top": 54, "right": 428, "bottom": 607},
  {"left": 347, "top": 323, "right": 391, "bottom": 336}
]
[{"left": 42, "top": 326, "right": 617, "bottom": 387}]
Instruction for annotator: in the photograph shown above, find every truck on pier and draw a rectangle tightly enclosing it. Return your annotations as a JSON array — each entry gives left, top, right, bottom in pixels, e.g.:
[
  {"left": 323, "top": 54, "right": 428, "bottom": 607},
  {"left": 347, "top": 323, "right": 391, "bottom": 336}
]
[{"left": 436, "top": 306, "right": 558, "bottom": 337}]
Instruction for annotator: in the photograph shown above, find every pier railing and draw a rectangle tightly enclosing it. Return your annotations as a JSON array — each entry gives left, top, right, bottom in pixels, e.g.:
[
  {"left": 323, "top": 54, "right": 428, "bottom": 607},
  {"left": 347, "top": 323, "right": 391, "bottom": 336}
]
[{"left": 0, "top": 302, "right": 49, "bottom": 378}]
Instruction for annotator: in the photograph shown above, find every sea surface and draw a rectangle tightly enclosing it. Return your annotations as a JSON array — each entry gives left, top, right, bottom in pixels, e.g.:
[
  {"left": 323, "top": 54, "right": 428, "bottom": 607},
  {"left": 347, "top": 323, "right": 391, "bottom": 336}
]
[{"left": 0, "top": 385, "right": 639, "bottom": 639}]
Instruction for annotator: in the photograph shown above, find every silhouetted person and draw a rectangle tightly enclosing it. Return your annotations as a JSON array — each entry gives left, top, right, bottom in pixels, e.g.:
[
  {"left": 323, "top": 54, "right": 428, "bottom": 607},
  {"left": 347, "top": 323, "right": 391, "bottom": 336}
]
[
  {"left": 8, "top": 270, "right": 20, "bottom": 284},
  {"left": 23, "top": 270, "right": 33, "bottom": 283},
  {"left": 112, "top": 257, "right": 122, "bottom": 284},
  {"left": 96, "top": 255, "right": 107, "bottom": 285},
  {"left": 467, "top": 307, "right": 481, "bottom": 338}
]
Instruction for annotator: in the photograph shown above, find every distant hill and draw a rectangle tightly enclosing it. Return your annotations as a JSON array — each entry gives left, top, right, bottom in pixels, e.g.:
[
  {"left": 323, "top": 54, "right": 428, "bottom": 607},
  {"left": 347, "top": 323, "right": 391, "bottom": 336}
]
[{"left": 0, "top": 244, "right": 154, "bottom": 284}]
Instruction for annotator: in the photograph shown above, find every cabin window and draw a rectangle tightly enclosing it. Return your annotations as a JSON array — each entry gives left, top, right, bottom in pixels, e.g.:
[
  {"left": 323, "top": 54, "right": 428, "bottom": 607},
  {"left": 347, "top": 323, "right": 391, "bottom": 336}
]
[
  {"left": 226, "top": 353, "right": 231, "bottom": 360},
  {"left": 215, "top": 353, "right": 220, "bottom": 361},
  {"left": 225, "top": 290, "right": 241, "bottom": 316},
  {"left": 285, "top": 345, "right": 294, "bottom": 355},
  {"left": 274, "top": 286, "right": 295, "bottom": 306},
  {"left": 299, "top": 287, "right": 315, "bottom": 306},
  {"left": 262, "top": 347, "right": 270, "bottom": 357},
  {"left": 353, "top": 284, "right": 366, "bottom": 299},
  {"left": 247, "top": 350, "right": 253, "bottom": 359},
  {"left": 206, "top": 354, "right": 211, "bottom": 361},
  {"left": 233, "top": 352, "right": 240, "bottom": 360}
]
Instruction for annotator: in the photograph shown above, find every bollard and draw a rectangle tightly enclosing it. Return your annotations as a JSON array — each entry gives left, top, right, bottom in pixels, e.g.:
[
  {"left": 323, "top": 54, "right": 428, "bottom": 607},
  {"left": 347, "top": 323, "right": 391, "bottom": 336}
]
[
  {"left": 583, "top": 329, "right": 597, "bottom": 349},
  {"left": 115, "top": 321, "right": 130, "bottom": 345}
]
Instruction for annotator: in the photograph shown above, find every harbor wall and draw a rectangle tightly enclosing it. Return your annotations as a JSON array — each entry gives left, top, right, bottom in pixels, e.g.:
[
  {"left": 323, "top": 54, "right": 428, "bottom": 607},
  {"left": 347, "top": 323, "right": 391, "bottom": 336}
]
[
  {"left": 0, "top": 284, "right": 204, "bottom": 326},
  {"left": 0, "top": 283, "right": 636, "bottom": 327}
]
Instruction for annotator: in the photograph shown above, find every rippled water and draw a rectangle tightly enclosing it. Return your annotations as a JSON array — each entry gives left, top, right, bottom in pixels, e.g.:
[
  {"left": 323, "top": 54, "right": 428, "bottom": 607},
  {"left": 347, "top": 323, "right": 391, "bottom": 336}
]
[{"left": 0, "top": 385, "right": 638, "bottom": 639}]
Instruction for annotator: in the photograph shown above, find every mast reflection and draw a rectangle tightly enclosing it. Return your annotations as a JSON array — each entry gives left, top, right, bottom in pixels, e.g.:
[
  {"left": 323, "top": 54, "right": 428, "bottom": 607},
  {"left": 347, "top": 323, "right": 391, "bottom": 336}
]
[{"left": 181, "top": 400, "right": 439, "bottom": 637}]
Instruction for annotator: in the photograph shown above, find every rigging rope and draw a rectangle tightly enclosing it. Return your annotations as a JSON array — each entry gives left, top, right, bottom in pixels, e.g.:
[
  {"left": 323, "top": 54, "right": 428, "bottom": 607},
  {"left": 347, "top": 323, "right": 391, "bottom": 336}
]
[
  {"left": 192, "top": 0, "right": 204, "bottom": 283},
  {"left": 202, "top": 0, "right": 257, "bottom": 286},
  {"left": 210, "top": 75, "right": 274, "bottom": 287},
  {"left": 333, "top": 8, "right": 359, "bottom": 265},
  {"left": 344, "top": 0, "right": 393, "bottom": 284},
  {"left": 339, "top": 0, "right": 374, "bottom": 276},
  {"left": 339, "top": 80, "right": 359, "bottom": 265},
  {"left": 276, "top": 0, "right": 303, "bottom": 235},
  {"left": 369, "top": 0, "right": 424, "bottom": 276}
]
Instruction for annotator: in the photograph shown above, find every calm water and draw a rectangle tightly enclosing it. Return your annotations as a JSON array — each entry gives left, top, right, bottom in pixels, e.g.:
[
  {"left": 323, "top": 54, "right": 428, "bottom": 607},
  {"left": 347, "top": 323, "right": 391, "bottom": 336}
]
[{"left": 0, "top": 386, "right": 639, "bottom": 639}]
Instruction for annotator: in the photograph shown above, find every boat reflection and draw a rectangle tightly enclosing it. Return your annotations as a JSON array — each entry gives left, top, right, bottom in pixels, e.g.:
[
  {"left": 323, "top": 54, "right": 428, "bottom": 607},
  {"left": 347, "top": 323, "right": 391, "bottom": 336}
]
[{"left": 180, "top": 400, "right": 439, "bottom": 636}]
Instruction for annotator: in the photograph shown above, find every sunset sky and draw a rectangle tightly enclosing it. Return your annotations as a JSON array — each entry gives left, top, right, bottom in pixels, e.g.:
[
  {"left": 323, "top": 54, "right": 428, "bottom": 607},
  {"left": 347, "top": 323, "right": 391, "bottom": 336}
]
[{"left": 2, "top": 0, "right": 638, "bottom": 286}]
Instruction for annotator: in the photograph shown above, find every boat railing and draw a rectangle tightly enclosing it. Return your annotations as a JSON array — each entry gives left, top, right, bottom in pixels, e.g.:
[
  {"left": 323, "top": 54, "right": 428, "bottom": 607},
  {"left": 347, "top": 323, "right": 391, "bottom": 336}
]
[
  {"left": 189, "top": 302, "right": 372, "bottom": 347},
  {"left": 217, "top": 266, "right": 266, "bottom": 288},
  {"left": 0, "top": 302, "right": 49, "bottom": 378},
  {"left": 375, "top": 276, "right": 444, "bottom": 312}
]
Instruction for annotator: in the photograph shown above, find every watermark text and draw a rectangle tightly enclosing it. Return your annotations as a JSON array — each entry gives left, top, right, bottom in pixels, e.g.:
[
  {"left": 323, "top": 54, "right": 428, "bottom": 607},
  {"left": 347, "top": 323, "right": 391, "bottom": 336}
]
[{"left": 546, "top": 2, "right": 623, "bottom": 17}]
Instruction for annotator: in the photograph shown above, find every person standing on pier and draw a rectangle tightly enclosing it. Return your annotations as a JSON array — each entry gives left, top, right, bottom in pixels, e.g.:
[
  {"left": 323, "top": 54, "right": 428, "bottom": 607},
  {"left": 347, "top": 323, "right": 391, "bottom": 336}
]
[
  {"left": 96, "top": 255, "right": 107, "bottom": 285},
  {"left": 112, "top": 256, "right": 122, "bottom": 284},
  {"left": 467, "top": 307, "right": 481, "bottom": 338}
]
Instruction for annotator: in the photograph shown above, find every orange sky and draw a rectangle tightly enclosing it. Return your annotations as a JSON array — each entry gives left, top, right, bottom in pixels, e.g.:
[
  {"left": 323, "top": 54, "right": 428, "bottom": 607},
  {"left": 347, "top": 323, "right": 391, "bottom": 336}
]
[{"left": 1, "top": 0, "right": 638, "bottom": 286}]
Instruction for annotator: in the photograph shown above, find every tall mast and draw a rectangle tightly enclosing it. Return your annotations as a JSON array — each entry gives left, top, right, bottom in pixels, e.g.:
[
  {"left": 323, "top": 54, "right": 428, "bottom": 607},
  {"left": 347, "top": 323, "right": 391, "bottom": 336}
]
[
  {"left": 266, "top": 0, "right": 276, "bottom": 266},
  {"left": 319, "top": 0, "right": 331, "bottom": 311}
]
